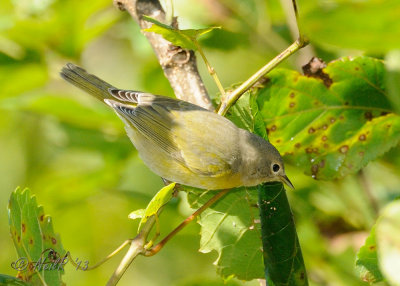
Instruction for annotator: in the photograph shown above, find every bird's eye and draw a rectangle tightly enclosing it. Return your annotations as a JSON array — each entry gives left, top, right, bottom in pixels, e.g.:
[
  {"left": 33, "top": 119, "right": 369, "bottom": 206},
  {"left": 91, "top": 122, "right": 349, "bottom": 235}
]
[{"left": 272, "top": 164, "right": 280, "bottom": 173}]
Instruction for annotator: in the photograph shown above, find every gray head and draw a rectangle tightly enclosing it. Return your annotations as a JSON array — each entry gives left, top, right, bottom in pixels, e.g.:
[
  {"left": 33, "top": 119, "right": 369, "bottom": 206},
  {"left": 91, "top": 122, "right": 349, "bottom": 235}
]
[{"left": 239, "top": 130, "right": 294, "bottom": 189}]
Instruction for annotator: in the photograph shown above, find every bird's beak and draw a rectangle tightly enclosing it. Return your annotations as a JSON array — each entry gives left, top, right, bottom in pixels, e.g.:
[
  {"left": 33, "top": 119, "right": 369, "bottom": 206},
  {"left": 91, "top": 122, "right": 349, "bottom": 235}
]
[{"left": 280, "top": 175, "right": 295, "bottom": 190}]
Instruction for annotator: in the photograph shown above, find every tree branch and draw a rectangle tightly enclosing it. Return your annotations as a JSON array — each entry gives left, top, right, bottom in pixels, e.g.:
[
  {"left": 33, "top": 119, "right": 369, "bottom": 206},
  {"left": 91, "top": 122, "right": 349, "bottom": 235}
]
[
  {"left": 113, "top": 0, "right": 214, "bottom": 110},
  {"left": 106, "top": 216, "right": 156, "bottom": 286}
]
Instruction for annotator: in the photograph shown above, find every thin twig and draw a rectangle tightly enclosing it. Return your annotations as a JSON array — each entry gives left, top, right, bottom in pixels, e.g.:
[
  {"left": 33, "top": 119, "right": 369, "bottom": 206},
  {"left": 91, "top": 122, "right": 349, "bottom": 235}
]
[
  {"left": 217, "top": 37, "right": 308, "bottom": 116},
  {"left": 68, "top": 240, "right": 131, "bottom": 271},
  {"left": 195, "top": 41, "right": 226, "bottom": 98},
  {"left": 106, "top": 216, "right": 156, "bottom": 286},
  {"left": 145, "top": 189, "right": 230, "bottom": 256}
]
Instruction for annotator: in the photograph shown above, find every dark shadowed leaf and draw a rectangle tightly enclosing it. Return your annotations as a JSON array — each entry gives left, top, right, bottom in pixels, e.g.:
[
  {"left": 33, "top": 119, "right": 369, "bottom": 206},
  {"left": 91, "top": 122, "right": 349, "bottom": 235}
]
[{"left": 258, "top": 182, "right": 308, "bottom": 286}]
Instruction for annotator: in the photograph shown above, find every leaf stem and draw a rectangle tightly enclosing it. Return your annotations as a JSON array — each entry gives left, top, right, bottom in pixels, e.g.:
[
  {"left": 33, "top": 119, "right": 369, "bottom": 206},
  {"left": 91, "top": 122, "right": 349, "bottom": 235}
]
[
  {"left": 144, "top": 189, "right": 230, "bottom": 256},
  {"left": 68, "top": 240, "right": 131, "bottom": 271},
  {"left": 195, "top": 40, "right": 226, "bottom": 98},
  {"left": 217, "top": 37, "right": 308, "bottom": 116},
  {"left": 291, "top": 0, "right": 305, "bottom": 42}
]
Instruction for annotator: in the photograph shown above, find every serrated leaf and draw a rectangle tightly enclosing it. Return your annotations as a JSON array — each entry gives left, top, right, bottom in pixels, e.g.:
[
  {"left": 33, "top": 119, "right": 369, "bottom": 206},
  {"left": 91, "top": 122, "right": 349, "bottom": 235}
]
[
  {"left": 138, "top": 183, "right": 176, "bottom": 230},
  {"left": 255, "top": 56, "right": 400, "bottom": 180},
  {"left": 376, "top": 200, "right": 400, "bottom": 286},
  {"left": 258, "top": 182, "right": 308, "bottom": 285},
  {"left": 143, "top": 15, "right": 220, "bottom": 51},
  {"left": 356, "top": 225, "right": 384, "bottom": 283},
  {"left": 8, "top": 187, "right": 65, "bottom": 285},
  {"left": 187, "top": 187, "right": 264, "bottom": 280}
]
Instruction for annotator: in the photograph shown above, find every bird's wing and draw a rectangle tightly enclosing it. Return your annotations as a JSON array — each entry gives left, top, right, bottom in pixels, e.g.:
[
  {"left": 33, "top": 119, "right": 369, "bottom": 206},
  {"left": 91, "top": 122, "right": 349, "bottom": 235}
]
[{"left": 105, "top": 92, "right": 239, "bottom": 177}]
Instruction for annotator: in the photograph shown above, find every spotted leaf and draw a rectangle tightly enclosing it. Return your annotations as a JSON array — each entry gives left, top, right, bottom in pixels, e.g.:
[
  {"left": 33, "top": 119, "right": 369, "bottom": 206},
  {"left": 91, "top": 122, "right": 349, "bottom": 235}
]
[
  {"left": 256, "top": 56, "right": 400, "bottom": 179},
  {"left": 8, "top": 188, "right": 65, "bottom": 285}
]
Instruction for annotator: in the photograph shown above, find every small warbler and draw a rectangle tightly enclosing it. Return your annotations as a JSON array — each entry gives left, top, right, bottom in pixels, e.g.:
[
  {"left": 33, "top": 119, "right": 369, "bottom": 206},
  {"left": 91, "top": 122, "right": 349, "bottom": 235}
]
[{"left": 60, "top": 63, "right": 293, "bottom": 190}]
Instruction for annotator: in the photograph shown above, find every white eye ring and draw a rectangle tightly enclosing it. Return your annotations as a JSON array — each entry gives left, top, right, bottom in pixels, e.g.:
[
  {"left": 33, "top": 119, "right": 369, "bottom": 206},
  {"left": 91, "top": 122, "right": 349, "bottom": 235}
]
[{"left": 272, "top": 163, "right": 280, "bottom": 173}]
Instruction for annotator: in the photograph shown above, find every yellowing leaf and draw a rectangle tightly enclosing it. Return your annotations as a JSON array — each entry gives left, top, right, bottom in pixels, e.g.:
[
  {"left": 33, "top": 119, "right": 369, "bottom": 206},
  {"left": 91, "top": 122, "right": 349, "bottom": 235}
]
[{"left": 138, "top": 183, "right": 176, "bottom": 230}]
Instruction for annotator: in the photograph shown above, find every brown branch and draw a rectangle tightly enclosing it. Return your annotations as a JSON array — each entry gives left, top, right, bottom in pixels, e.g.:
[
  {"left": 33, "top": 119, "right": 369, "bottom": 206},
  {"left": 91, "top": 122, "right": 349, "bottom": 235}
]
[
  {"left": 144, "top": 189, "right": 230, "bottom": 256},
  {"left": 113, "top": 0, "right": 214, "bottom": 111}
]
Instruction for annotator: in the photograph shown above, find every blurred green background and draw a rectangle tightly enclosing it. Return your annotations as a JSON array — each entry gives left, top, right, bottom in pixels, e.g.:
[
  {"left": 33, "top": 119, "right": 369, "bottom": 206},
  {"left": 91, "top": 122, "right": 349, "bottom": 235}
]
[{"left": 0, "top": 0, "right": 399, "bottom": 285}]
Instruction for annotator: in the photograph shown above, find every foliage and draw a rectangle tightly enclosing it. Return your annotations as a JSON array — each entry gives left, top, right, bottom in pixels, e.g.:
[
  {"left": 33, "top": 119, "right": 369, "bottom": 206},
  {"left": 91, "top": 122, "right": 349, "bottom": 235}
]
[
  {"left": 356, "top": 225, "right": 383, "bottom": 283},
  {"left": 129, "top": 183, "right": 176, "bottom": 231},
  {"left": 143, "top": 16, "right": 220, "bottom": 51},
  {"left": 356, "top": 200, "right": 400, "bottom": 285},
  {"left": 375, "top": 200, "right": 400, "bottom": 285},
  {"left": 8, "top": 188, "right": 65, "bottom": 285},
  {"left": 187, "top": 187, "right": 262, "bottom": 280},
  {"left": 258, "top": 182, "right": 307, "bottom": 286},
  {"left": 257, "top": 57, "right": 400, "bottom": 180}
]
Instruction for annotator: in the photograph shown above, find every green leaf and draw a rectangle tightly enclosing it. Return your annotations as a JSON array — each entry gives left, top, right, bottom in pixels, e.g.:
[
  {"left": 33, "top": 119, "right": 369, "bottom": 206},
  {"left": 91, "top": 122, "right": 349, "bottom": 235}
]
[
  {"left": 0, "top": 274, "right": 31, "bottom": 286},
  {"left": 356, "top": 225, "right": 384, "bottom": 283},
  {"left": 258, "top": 182, "right": 308, "bottom": 285},
  {"left": 300, "top": 0, "right": 400, "bottom": 53},
  {"left": 138, "top": 183, "right": 176, "bottom": 230},
  {"left": 143, "top": 15, "right": 220, "bottom": 51},
  {"left": 376, "top": 200, "right": 400, "bottom": 286},
  {"left": 187, "top": 187, "right": 263, "bottom": 280},
  {"left": 8, "top": 187, "right": 65, "bottom": 285},
  {"left": 255, "top": 56, "right": 400, "bottom": 180},
  {"left": 227, "top": 90, "right": 268, "bottom": 140}
]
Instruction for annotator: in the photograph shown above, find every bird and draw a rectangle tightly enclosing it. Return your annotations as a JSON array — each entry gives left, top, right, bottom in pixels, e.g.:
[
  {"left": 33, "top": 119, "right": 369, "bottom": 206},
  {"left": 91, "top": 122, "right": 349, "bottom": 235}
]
[{"left": 60, "top": 63, "right": 293, "bottom": 190}]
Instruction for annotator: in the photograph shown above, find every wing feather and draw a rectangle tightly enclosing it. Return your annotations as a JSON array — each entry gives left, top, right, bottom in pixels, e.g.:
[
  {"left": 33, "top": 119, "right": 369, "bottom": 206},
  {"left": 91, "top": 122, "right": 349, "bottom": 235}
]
[{"left": 105, "top": 90, "right": 240, "bottom": 177}]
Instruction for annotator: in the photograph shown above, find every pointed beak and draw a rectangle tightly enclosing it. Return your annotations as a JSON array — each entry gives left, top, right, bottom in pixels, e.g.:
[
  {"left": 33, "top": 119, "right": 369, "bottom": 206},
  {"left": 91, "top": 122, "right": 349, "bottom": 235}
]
[{"left": 280, "top": 175, "right": 295, "bottom": 190}]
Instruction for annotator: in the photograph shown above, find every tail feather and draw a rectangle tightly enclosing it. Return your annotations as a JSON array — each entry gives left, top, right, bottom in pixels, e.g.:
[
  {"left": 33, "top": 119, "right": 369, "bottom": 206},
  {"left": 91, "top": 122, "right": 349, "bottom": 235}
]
[{"left": 60, "top": 63, "right": 114, "bottom": 102}]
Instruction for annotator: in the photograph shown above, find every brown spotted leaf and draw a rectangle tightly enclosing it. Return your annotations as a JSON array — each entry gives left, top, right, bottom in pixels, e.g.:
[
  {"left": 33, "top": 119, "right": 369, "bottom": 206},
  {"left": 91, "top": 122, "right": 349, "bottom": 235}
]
[
  {"left": 8, "top": 187, "right": 65, "bottom": 285},
  {"left": 255, "top": 56, "right": 400, "bottom": 179}
]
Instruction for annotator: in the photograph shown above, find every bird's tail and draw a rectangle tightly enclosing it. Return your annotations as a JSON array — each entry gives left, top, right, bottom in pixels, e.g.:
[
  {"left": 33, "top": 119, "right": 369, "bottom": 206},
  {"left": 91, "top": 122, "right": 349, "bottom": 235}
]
[{"left": 60, "top": 63, "right": 114, "bottom": 102}]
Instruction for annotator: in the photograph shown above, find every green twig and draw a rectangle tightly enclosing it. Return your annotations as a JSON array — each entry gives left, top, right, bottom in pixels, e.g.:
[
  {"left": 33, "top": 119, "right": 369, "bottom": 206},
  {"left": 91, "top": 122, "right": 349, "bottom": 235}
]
[
  {"left": 195, "top": 40, "right": 226, "bottom": 98},
  {"left": 217, "top": 37, "right": 308, "bottom": 116},
  {"left": 68, "top": 240, "right": 131, "bottom": 271}
]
